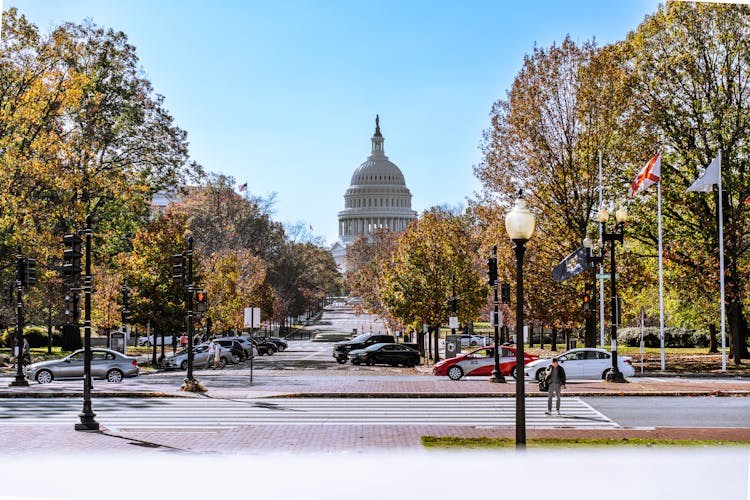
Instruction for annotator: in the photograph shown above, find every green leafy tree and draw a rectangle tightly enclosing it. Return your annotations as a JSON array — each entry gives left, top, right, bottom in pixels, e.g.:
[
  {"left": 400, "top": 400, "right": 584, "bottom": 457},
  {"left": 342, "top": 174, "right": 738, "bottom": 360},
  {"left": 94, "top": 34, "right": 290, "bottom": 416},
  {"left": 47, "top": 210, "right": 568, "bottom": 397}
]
[{"left": 619, "top": 2, "right": 750, "bottom": 360}]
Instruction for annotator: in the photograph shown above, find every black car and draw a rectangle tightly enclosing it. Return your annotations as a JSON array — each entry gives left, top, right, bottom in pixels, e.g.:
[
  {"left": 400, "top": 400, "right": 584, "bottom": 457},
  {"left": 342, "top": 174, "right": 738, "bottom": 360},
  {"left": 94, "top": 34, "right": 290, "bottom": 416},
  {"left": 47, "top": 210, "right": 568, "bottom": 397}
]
[
  {"left": 249, "top": 337, "right": 277, "bottom": 356},
  {"left": 268, "top": 337, "right": 288, "bottom": 352},
  {"left": 215, "top": 339, "right": 245, "bottom": 363},
  {"left": 349, "top": 343, "right": 420, "bottom": 367},
  {"left": 333, "top": 333, "right": 395, "bottom": 364}
]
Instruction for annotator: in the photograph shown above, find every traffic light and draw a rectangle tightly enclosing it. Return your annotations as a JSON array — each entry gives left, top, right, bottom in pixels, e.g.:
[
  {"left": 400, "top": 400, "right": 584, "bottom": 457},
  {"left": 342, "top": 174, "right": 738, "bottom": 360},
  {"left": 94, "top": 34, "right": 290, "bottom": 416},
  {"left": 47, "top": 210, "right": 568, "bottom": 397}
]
[
  {"left": 23, "top": 258, "right": 36, "bottom": 287},
  {"left": 63, "top": 234, "right": 83, "bottom": 326},
  {"left": 500, "top": 283, "right": 511, "bottom": 304},
  {"left": 583, "top": 283, "right": 594, "bottom": 313},
  {"left": 62, "top": 234, "right": 83, "bottom": 281},
  {"left": 64, "top": 290, "right": 80, "bottom": 324},
  {"left": 121, "top": 285, "right": 131, "bottom": 324},
  {"left": 487, "top": 257, "right": 498, "bottom": 286},
  {"left": 172, "top": 253, "right": 185, "bottom": 286},
  {"left": 194, "top": 289, "right": 208, "bottom": 312}
]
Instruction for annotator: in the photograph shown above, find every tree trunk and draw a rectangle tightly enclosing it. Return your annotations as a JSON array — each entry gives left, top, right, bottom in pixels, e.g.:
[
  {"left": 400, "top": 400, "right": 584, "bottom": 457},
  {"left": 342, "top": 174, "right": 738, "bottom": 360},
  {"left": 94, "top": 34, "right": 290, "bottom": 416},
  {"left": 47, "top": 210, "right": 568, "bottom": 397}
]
[
  {"left": 708, "top": 323, "right": 718, "bottom": 353},
  {"left": 728, "top": 301, "right": 748, "bottom": 363},
  {"left": 433, "top": 325, "right": 440, "bottom": 362},
  {"left": 539, "top": 323, "right": 545, "bottom": 349},
  {"left": 551, "top": 327, "right": 557, "bottom": 352},
  {"left": 46, "top": 307, "right": 53, "bottom": 354},
  {"left": 417, "top": 330, "right": 425, "bottom": 357}
]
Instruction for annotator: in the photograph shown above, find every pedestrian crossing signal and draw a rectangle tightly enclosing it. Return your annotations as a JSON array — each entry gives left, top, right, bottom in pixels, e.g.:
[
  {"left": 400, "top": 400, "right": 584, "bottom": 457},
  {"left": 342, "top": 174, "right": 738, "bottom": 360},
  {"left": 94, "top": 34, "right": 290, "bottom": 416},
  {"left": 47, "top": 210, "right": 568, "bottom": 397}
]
[{"left": 195, "top": 290, "right": 208, "bottom": 312}]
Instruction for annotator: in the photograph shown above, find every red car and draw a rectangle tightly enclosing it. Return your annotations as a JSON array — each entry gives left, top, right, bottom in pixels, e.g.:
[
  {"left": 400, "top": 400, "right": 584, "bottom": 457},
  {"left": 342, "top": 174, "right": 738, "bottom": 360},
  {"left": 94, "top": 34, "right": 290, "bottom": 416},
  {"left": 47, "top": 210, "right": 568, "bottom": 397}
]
[{"left": 433, "top": 345, "right": 539, "bottom": 380}]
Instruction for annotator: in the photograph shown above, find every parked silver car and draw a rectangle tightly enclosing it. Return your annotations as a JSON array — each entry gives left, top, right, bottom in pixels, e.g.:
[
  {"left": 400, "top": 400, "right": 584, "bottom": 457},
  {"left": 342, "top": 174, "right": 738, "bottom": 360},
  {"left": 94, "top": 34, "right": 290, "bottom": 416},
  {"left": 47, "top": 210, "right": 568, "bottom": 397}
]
[
  {"left": 163, "top": 343, "right": 233, "bottom": 370},
  {"left": 25, "top": 348, "right": 140, "bottom": 384}
]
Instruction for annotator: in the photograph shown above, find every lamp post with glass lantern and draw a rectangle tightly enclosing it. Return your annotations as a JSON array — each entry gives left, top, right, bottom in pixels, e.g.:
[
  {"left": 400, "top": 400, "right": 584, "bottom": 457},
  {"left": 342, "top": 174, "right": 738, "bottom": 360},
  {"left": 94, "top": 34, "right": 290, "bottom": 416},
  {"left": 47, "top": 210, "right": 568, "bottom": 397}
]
[
  {"left": 504, "top": 191, "right": 535, "bottom": 448},
  {"left": 596, "top": 206, "right": 628, "bottom": 383}
]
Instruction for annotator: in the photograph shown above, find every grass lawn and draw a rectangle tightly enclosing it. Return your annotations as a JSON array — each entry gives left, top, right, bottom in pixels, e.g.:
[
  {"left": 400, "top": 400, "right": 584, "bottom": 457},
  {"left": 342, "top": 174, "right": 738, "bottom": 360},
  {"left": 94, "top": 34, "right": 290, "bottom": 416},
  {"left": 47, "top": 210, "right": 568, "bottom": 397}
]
[{"left": 421, "top": 436, "right": 749, "bottom": 448}]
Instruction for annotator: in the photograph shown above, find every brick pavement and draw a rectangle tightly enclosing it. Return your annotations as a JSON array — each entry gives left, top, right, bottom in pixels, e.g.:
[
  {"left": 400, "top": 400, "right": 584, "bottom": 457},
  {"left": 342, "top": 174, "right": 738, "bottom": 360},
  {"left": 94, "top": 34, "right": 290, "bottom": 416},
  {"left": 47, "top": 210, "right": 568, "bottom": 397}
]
[{"left": 1, "top": 371, "right": 749, "bottom": 455}]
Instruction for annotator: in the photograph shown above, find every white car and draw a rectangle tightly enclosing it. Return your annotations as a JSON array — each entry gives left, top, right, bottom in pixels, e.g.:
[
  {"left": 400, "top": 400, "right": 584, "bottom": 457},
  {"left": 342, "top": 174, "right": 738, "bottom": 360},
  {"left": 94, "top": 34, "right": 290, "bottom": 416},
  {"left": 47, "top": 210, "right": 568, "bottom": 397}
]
[{"left": 523, "top": 348, "right": 635, "bottom": 381}]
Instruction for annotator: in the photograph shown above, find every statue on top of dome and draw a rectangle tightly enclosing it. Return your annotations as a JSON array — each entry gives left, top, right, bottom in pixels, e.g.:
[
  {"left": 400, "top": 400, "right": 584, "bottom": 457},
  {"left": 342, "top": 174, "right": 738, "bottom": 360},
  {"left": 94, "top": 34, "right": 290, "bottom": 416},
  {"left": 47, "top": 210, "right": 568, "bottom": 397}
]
[{"left": 374, "top": 114, "right": 382, "bottom": 137}]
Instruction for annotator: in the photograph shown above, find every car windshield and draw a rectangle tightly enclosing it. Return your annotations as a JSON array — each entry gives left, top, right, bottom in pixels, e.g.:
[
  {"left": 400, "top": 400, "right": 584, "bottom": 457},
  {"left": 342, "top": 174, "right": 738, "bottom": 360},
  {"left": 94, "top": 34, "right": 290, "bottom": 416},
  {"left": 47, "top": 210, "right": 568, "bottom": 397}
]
[{"left": 350, "top": 334, "right": 372, "bottom": 343}]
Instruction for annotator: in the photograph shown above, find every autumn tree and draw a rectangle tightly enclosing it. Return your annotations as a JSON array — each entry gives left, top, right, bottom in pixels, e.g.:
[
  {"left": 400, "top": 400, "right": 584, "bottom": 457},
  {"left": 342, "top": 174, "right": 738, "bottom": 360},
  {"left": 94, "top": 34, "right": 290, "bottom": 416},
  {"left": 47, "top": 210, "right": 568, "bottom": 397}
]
[
  {"left": 344, "top": 228, "right": 399, "bottom": 331},
  {"left": 473, "top": 36, "right": 627, "bottom": 337},
  {"left": 382, "top": 208, "right": 486, "bottom": 359}
]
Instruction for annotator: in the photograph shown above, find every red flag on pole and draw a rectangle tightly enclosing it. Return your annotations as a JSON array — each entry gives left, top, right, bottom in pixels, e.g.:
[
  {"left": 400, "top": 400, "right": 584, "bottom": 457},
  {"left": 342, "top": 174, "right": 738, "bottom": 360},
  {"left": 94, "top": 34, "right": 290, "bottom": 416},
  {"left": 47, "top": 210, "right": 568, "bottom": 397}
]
[{"left": 629, "top": 153, "right": 661, "bottom": 198}]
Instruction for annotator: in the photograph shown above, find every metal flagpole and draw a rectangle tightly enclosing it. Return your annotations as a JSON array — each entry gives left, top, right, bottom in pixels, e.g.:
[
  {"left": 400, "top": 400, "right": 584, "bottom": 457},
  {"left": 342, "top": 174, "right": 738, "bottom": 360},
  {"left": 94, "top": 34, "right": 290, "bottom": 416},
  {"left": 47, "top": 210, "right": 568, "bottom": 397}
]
[
  {"left": 718, "top": 149, "right": 726, "bottom": 371},
  {"left": 658, "top": 178, "right": 665, "bottom": 371},
  {"left": 598, "top": 151, "right": 605, "bottom": 348}
]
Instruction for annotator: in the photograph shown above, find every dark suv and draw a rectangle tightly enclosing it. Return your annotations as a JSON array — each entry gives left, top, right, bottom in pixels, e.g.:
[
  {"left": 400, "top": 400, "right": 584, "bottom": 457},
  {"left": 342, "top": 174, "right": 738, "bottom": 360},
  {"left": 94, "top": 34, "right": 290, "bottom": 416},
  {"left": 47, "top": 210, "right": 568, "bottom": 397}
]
[{"left": 333, "top": 333, "right": 395, "bottom": 364}]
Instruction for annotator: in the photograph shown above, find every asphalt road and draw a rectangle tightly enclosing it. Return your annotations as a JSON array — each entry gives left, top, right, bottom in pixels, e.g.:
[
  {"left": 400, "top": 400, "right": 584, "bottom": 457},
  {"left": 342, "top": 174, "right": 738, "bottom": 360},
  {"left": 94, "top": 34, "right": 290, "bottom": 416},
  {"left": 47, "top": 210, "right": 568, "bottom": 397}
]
[{"left": 583, "top": 396, "right": 750, "bottom": 428}]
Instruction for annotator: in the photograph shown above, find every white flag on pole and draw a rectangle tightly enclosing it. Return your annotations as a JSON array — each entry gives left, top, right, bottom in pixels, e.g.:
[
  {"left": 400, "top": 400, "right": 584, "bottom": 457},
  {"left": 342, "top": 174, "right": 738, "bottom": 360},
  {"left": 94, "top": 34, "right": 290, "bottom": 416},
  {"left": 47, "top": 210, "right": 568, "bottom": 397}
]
[{"left": 687, "top": 156, "right": 721, "bottom": 192}]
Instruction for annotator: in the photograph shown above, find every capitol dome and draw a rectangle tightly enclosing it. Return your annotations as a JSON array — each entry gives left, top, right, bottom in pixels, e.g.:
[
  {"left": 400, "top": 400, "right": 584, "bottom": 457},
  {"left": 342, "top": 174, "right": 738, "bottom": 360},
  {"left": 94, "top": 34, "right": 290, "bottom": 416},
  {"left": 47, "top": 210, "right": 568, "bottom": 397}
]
[{"left": 332, "top": 116, "right": 417, "bottom": 271}]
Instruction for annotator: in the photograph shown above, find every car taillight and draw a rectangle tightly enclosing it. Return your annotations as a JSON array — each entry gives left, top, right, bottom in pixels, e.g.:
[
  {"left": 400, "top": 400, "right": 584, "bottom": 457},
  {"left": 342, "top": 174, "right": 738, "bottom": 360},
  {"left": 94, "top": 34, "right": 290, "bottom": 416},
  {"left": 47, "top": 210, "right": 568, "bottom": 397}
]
[
  {"left": 623, "top": 359, "right": 632, "bottom": 365},
  {"left": 132, "top": 360, "right": 138, "bottom": 366}
]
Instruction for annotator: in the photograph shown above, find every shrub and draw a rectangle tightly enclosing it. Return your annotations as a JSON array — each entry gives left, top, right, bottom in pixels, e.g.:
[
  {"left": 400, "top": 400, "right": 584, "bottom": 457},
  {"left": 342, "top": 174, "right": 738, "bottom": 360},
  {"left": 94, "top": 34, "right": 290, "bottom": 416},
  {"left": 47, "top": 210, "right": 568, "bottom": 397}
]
[
  {"left": 1, "top": 326, "right": 60, "bottom": 348},
  {"left": 617, "top": 327, "right": 708, "bottom": 348}
]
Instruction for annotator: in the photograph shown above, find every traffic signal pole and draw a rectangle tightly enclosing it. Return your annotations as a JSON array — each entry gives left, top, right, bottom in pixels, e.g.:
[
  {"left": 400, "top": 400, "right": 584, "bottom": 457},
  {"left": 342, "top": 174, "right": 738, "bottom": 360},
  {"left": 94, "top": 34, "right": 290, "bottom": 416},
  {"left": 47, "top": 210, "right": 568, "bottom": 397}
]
[
  {"left": 10, "top": 246, "right": 29, "bottom": 387},
  {"left": 186, "top": 236, "right": 196, "bottom": 385},
  {"left": 76, "top": 215, "right": 99, "bottom": 431}
]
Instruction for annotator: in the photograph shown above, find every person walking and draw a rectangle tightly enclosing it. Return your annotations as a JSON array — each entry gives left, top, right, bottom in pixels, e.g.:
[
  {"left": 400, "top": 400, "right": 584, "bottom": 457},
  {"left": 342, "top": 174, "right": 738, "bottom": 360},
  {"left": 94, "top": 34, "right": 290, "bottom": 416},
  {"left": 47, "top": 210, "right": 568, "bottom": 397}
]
[
  {"left": 21, "top": 337, "right": 30, "bottom": 367},
  {"left": 213, "top": 339, "right": 223, "bottom": 370},
  {"left": 544, "top": 357, "right": 566, "bottom": 415},
  {"left": 206, "top": 338, "right": 216, "bottom": 369}
]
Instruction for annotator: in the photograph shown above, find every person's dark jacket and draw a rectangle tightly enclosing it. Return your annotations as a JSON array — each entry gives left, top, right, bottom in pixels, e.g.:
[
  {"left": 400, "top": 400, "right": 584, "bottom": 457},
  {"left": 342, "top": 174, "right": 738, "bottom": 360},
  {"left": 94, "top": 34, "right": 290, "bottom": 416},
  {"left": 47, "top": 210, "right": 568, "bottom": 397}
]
[{"left": 544, "top": 364, "right": 566, "bottom": 385}]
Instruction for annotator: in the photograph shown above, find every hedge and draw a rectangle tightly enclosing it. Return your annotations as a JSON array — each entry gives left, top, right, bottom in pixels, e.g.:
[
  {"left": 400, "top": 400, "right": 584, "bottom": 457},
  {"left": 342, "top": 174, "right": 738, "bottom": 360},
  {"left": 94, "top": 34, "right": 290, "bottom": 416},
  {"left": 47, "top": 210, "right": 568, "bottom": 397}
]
[
  {"left": 1, "top": 326, "right": 63, "bottom": 348},
  {"left": 617, "top": 327, "right": 709, "bottom": 348}
]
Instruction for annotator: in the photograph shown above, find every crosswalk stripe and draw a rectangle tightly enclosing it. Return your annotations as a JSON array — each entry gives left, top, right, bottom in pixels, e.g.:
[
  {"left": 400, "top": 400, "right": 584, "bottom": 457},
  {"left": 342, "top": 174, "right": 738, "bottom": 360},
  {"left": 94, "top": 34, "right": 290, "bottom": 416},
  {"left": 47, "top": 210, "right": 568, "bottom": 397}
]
[{"left": 0, "top": 397, "right": 618, "bottom": 430}]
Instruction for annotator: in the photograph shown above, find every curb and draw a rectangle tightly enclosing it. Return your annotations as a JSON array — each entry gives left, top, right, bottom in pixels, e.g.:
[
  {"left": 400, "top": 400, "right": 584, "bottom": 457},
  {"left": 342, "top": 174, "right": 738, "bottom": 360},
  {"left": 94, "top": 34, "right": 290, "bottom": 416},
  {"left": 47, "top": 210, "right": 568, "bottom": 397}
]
[{"left": 2, "top": 390, "right": 749, "bottom": 399}]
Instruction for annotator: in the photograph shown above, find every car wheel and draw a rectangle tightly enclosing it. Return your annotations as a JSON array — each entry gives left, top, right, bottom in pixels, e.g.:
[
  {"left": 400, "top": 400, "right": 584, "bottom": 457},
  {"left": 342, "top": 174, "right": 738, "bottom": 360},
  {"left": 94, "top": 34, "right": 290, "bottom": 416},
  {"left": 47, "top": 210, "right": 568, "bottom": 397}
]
[
  {"left": 36, "top": 369, "right": 53, "bottom": 384},
  {"left": 232, "top": 354, "right": 240, "bottom": 364},
  {"left": 267, "top": 347, "right": 276, "bottom": 356},
  {"left": 220, "top": 357, "right": 228, "bottom": 368},
  {"left": 602, "top": 368, "right": 610, "bottom": 380},
  {"left": 535, "top": 369, "right": 546, "bottom": 382},
  {"left": 277, "top": 345, "right": 286, "bottom": 352},
  {"left": 351, "top": 360, "right": 361, "bottom": 365},
  {"left": 144, "top": 341, "right": 152, "bottom": 347},
  {"left": 106, "top": 369, "right": 124, "bottom": 383},
  {"left": 447, "top": 366, "right": 463, "bottom": 381},
  {"left": 510, "top": 365, "right": 517, "bottom": 379},
  {"left": 336, "top": 357, "right": 347, "bottom": 364},
  {"left": 366, "top": 359, "right": 374, "bottom": 366},
  {"left": 180, "top": 360, "right": 188, "bottom": 370},
  {"left": 470, "top": 341, "right": 477, "bottom": 346}
]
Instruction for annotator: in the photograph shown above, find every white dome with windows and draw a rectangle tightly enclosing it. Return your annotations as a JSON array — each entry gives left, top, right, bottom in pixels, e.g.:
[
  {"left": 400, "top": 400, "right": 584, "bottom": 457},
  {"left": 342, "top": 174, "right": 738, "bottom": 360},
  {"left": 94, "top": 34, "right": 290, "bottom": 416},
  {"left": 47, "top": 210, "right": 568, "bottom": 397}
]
[{"left": 332, "top": 116, "right": 417, "bottom": 271}]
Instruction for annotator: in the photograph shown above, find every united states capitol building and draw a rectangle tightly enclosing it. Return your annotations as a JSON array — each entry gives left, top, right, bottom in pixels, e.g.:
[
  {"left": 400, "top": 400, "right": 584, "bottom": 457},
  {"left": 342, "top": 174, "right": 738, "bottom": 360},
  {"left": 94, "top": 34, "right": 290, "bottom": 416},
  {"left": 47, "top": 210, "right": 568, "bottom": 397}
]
[{"left": 331, "top": 116, "right": 417, "bottom": 272}]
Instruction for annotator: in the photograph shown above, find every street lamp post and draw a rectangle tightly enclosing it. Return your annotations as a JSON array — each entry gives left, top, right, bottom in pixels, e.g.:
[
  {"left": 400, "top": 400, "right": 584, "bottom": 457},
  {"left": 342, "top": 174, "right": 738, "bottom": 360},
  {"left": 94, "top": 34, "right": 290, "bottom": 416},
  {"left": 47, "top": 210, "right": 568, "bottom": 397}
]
[
  {"left": 596, "top": 206, "right": 628, "bottom": 384},
  {"left": 489, "top": 245, "right": 506, "bottom": 383},
  {"left": 505, "top": 192, "right": 535, "bottom": 449}
]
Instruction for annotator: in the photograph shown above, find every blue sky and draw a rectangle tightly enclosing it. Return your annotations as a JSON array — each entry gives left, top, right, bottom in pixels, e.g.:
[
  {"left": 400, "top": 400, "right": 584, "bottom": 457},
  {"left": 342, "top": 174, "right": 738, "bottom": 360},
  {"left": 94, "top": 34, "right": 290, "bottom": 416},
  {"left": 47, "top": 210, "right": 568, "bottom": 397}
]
[{"left": 3, "top": 0, "right": 661, "bottom": 244}]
